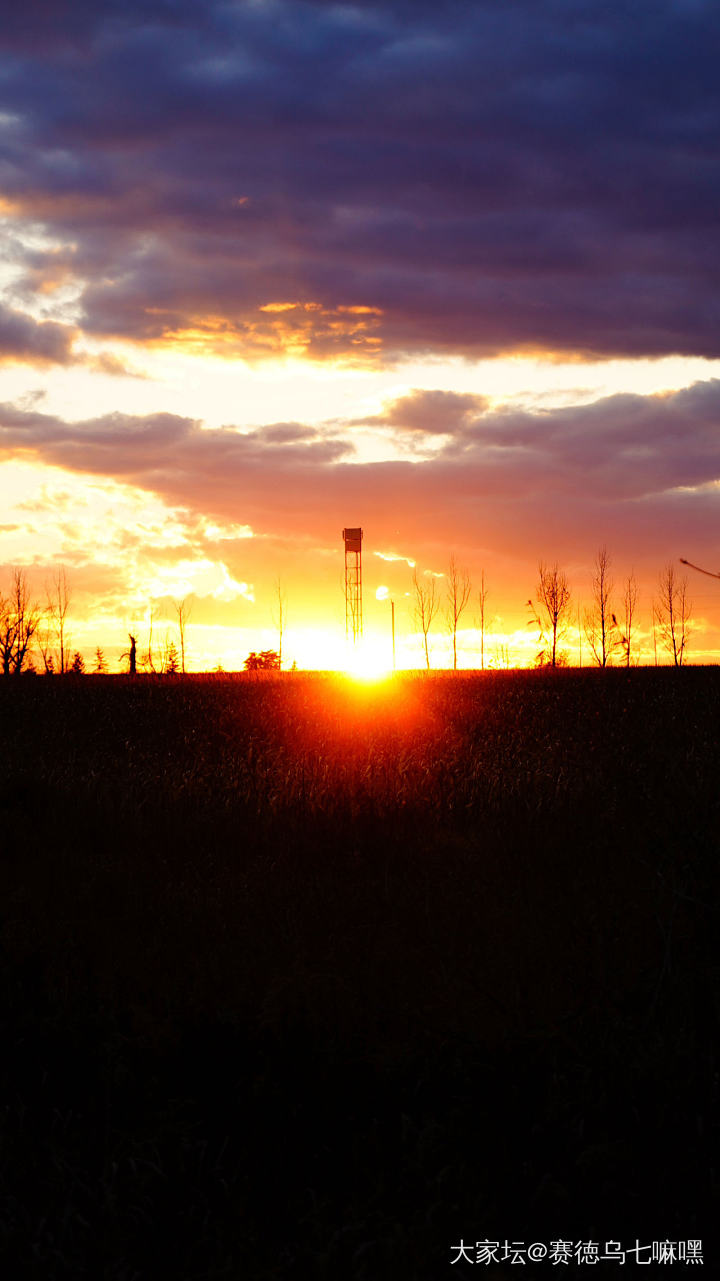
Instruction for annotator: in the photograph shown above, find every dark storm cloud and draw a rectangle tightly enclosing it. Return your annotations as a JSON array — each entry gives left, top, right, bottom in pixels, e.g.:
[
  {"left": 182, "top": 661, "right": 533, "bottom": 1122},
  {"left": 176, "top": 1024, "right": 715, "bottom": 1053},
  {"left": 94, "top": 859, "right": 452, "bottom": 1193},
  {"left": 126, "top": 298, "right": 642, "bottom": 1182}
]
[
  {"left": 2, "top": 0, "right": 719, "bottom": 361},
  {"left": 2, "top": 380, "right": 719, "bottom": 565}
]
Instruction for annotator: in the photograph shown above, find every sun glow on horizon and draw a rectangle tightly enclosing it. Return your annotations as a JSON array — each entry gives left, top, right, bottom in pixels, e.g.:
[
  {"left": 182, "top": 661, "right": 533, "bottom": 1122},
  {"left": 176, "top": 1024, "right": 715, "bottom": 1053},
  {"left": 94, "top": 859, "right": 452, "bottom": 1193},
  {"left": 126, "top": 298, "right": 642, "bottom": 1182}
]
[{"left": 343, "top": 635, "right": 394, "bottom": 682}]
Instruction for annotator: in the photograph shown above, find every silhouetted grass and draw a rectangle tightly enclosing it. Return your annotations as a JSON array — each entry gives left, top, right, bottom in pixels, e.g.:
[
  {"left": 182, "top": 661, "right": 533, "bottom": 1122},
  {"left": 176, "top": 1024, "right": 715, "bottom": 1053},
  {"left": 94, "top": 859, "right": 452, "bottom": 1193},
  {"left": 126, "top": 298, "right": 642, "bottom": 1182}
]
[{"left": 1, "top": 668, "right": 718, "bottom": 1277}]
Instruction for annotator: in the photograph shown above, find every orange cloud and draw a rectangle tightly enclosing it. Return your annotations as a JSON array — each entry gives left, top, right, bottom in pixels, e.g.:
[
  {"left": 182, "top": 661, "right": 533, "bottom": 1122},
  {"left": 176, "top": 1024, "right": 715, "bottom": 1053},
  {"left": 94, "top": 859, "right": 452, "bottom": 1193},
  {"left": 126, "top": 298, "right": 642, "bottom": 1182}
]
[
  {"left": 136, "top": 302, "right": 385, "bottom": 364},
  {"left": 259, "top": 302, "right": 300, "bottom": 313}
]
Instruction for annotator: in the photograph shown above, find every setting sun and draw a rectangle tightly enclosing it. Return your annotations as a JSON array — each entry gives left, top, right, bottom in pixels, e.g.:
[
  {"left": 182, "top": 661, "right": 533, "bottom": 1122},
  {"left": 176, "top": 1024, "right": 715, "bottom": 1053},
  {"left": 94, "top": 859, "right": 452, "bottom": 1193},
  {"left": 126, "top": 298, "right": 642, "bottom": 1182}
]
[{"left": 344, "top": 637, "right": 393, "bottom": 682}]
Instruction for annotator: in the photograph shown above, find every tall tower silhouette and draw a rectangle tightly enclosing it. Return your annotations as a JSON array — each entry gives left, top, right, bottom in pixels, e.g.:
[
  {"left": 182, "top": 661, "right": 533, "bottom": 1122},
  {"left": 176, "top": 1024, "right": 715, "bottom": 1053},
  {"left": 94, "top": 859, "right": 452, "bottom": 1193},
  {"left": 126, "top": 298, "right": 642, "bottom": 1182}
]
[{"left": 343, "top": 528, "right": 363, "bottom": 643}]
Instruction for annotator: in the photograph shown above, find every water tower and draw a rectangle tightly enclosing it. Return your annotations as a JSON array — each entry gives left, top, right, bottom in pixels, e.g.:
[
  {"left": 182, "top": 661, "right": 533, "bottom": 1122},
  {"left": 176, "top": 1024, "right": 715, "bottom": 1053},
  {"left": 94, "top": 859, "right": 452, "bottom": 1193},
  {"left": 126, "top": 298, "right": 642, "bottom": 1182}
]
[{"left": 343, "top": 527, "right": 363, "bottom": 642}]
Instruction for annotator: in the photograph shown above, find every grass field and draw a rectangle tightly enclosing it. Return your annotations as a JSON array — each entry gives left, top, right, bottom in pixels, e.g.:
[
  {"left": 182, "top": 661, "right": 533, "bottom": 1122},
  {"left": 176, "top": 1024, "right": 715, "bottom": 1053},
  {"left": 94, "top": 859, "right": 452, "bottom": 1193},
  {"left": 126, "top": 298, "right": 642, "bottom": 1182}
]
[{"left": 1, "top": 668, "right": 719, "bottom": 1277}]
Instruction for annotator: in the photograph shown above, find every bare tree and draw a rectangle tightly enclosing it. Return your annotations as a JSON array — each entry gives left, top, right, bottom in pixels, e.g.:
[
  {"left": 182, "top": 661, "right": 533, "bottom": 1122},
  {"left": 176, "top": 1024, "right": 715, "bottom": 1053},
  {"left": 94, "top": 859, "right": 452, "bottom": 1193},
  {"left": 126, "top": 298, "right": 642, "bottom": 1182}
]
[
  {"left": 0, "top": 570, "right": 42, "bottom": 676},
  {"left": 272, "top": 578, "right": 287, "bottom": 670},
  {"left": 120, "top": 634, "right": 137, "bottom": 675},
  {"left": 0, "top": 590, "right": 17, "bottom": 677},
  {"left": 174, "top": 596, "right": 193, "bottom": 674},
  {"left": 584, "top": 546, "right": 620, "bottom": 667},
  {"left": 654, "top": 563, "right": 691, "bottom": 666},
  {"left": 14, "top": 569, "right": 42, "bottom": 674},
  {"left": 446, "top": 555, "right": 471, "bottom": 670},
  {"left": 528, "top": 562, "right": 572, "bottom": 668},
  {"left": 413, "top": 568, "right": 440, "bottom": 670},
  {"left": 47, "top": 566, "right": 71, "bottom": 674},
  {"left": 476, "top": 568, "right": 488, "bottom": 670},
  {"left": 141, "top": 607, "right": 157, "bottom": 673},
  {"left": 615, "top": 571, "right": 639, "bottom": 668},
  {"left": 494, "top": 642, "right": 511, "bottom": 669},
  {"left": 36, "top": 616, "right": 56, "bottom": 673}
]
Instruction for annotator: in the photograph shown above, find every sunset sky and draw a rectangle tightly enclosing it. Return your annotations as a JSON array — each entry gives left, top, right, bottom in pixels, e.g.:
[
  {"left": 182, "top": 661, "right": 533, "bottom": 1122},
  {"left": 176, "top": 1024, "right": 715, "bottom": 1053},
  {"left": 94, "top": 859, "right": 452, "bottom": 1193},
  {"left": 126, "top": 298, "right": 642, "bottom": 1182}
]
[{"left": 2, "top": 0, "right": 720, "bottom": 669}]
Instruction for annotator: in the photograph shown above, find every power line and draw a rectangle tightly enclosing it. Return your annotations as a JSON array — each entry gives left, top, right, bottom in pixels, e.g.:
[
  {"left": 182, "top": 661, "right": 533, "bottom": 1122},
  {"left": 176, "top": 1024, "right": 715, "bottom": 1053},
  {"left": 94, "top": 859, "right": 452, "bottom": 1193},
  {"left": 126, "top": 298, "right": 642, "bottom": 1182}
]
[{"left": 680, "top": 557, "right": 720, "bottom": 581}]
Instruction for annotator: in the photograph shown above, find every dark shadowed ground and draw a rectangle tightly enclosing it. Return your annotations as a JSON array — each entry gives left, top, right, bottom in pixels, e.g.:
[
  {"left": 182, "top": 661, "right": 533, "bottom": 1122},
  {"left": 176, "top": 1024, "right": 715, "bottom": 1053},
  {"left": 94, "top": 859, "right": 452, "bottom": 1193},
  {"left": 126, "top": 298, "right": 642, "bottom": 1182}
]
[{"left": 1, "top": 668, "right": 718, "bottom": 1277}]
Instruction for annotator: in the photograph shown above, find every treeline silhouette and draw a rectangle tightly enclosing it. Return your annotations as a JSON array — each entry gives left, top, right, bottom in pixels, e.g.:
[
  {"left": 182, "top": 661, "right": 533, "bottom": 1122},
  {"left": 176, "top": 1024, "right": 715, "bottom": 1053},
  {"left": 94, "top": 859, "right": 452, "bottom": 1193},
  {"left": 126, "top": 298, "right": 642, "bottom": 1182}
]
[{"left": 0, "top": 547, "right": 700, "bottom": 675}]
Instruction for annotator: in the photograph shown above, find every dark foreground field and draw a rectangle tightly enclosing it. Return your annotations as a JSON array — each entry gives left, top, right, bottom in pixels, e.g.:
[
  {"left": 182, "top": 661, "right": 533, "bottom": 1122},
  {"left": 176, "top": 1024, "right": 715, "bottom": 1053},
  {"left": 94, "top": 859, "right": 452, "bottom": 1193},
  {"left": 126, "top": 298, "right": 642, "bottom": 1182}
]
[{"left": 1, "top": 668, "right": 719, "bottom": 1277}]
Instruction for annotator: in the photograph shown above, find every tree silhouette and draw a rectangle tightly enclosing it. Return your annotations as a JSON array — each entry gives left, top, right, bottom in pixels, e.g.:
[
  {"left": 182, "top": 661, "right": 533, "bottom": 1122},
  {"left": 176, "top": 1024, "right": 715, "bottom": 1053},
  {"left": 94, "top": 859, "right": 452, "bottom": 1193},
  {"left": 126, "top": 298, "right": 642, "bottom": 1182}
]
[
  {"left": 413, "top": 569, "right": 440, "bottom": 670},
  {"left": 141, "top": 608, "right": 156, "bottom": 673},
  {"left": 529, "top": 563, "right": 572, "bottom": 668},
  {"left": 446, "top": 555, "right": 471, "bottom": 671},
  {"left": 162, "top": 639, "right": 180, "bottom": 674},
  {"left": 174, "top": 597, "right": 193, "bottom": 674},
  {"left": 655, "top": 564, "right": 691, "bottom": 666},
  {"left": 36, "top": 619, "right": 55, "bottom": 673},
  {"left": 120, "top": 634, "right": 137, "bottom": 675},
  {"left": 0, "top": 570, "right": 42, "bottom": 676},
  {"left": 476, "top": 568, "right": 489, "bottom": 670},
  {"left": 616, "top": 572, "right": 639, "bottom": 668},
  {"left": 47, "top": 567, "right": 71, "bottom": 674},
  {"left": 272, "top": 578, "right": 287, "bottom": 670},
  {"left": 584, "top": 546, "right": 620, "bottom": 667},
  {"left": 244, "top": 650, "right": 281, "bottom": 671}
]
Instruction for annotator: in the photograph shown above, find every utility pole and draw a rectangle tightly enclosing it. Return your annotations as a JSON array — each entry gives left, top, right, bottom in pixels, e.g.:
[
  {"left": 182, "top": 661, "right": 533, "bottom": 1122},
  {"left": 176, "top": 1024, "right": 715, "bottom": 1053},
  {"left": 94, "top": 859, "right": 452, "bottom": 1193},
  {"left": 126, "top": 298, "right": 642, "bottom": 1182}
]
[{"left": 391, "top": 598, "right": 396, "bottom": 670}]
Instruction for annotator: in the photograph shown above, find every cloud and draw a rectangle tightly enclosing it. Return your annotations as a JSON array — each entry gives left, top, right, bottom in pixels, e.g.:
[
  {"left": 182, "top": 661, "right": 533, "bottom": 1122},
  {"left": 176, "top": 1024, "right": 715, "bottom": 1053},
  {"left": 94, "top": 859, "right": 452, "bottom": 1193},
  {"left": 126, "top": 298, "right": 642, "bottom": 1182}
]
[
  {"left": 253, "top": 422, "right": 321, "bottom": 445},
  {"left": 0, "top": 302, "right": 75, "bottom": 365},
  {"left": 374, "top": 550, "right": 416, "bottom": 567},
  {"left": 362, "top": 389, "right": 488, "bottom": 434},
  {"left": 150, "top": 590, "right": 255, "bottom": 629},
  {"left": 2, "top": 380, "right": 720, "bottom": 572},
  {"left": 0, "top": 405, "right": 355, "bottom": 514},
  {"left": 1, "top": 0, "right": 719, "bottom": 363},
  {"left": 83, "top": 351, "right": 149, "bottom": 378}
]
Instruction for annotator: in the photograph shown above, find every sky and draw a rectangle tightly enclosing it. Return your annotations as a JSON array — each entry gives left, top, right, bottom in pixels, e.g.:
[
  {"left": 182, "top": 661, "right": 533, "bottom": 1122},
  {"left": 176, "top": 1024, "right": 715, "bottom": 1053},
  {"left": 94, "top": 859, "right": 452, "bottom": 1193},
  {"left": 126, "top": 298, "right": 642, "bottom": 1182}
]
[{"left": 1, "top": 0, "right": 720, "bottom": 670}]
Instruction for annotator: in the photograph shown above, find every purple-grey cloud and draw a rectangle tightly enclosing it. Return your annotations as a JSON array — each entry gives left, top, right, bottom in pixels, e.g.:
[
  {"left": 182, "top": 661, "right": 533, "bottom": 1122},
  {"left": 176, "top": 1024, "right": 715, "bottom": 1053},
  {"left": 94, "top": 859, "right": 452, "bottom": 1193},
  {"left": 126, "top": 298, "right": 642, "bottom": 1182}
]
[
  {"left": 1, "top": 0, "right": 719, "bottom": 362},
  {"left": 2, "top": 381, "right": 719, "bottom": 571},
  {"left": 360, "top": 389, "right": 488, "bottom": 434},
  {"left": 0, "top": 302, "right": 75, "bottom": 365}
]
